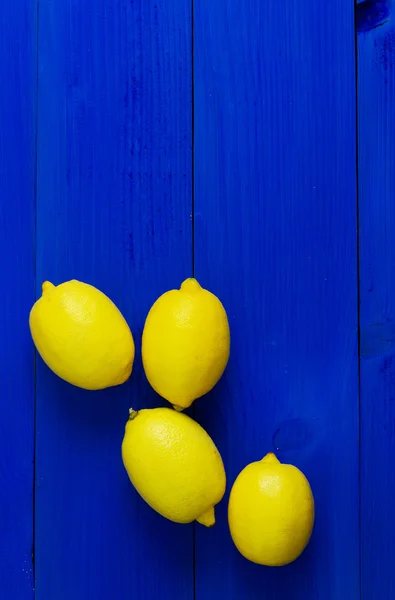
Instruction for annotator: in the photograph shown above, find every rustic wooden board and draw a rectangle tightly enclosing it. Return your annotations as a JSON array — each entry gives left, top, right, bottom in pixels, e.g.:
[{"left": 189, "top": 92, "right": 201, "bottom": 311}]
[
  {"left": 357, "top": 1, "right": 395, "bottom": 596},
  {"left": 5, "top": 0, "right": 395, "bottom": 594},
  {"left": 194, "top": 0, "right": 360, "bottom": 598},
  {"left": 35, "top": 0, "right": 193, "bottom": 598},
  {"left": 0, "top": 2, "right": 36, "bottom": 597}
]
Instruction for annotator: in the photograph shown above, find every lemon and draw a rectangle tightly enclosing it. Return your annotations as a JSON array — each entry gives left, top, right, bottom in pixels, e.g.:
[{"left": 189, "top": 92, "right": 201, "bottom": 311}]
[
  {"left": 122, "top": 407, "right": 226, "bottom": 526},
  {"left": 142, "top": 278, "right": 230, "bottom": 410},
  {"left": 228, "top": 453, "right": 314, "bottom": 566},
  {"left": 30, "top": 280, "right": 135, "bottom": 390}
]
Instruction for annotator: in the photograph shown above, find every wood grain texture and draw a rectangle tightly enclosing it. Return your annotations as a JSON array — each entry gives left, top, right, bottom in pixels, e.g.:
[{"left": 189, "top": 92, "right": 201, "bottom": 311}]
[
  {"left": 194, "top": 1, "right": 360, "bottom": 598},
  {"left": 35, "top": 0, "right": 192, "bottom": 598},
  {"left": 0, "top": 2, "right": 36, "bottom": 597},
  {"left": 357, "top": 1, "right": 395, "bottom": 596}
]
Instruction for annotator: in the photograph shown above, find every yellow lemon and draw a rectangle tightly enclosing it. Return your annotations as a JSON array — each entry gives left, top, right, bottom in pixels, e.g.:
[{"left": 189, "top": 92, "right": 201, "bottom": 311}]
[
  {"left": 122, "top": 407, "right": 226, "bottom": 526},
  {"left": 228, "top": 453, "right": 314, "bottom": 566},
  {"left": 142, "top": 278, "right": 230, "bottom": 410},
  {"left": 30, "top": 280, "right": 135, "bottom": 390}
]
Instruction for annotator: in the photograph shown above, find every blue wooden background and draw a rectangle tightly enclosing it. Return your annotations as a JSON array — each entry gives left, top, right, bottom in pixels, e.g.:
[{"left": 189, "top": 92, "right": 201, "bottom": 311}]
[{"left": 0, "top": 0, "right": 393, "bottom": 598}]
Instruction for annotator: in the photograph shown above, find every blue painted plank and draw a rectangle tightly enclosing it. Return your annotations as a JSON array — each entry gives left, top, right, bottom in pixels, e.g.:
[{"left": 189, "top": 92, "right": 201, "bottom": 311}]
[
  {"left": 36, "top": 0, "right": 193, "bottom": 598},
  {"left": 194, "top": 1, "right": 359, "bottom": 598},
  {"left": 357, "top": 1, "right": 395, "bottom": 596},
  {"left": 0, "top": 2, "right": 36, "bottom": 598}
]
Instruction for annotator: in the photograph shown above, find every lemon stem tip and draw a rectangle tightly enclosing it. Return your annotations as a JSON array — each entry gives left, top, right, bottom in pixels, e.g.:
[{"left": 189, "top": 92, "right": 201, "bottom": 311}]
[
  {"left": 173, "top": 404, "right": 185, "bottom": 412},
  {"left": 196, "top": 506, "right": 215, "bottom": 528},
  {"left": 42, "top": 281, "right": 55, "bottom": 295},
  {"left": 128, "top": 408, "right": 138, "bottom": 420},
  {"left": 262, "top": 452, "right": 280, "bottom": 464},
  {"left": 180, "top": 278, "right": 201, "bottom": 293}
]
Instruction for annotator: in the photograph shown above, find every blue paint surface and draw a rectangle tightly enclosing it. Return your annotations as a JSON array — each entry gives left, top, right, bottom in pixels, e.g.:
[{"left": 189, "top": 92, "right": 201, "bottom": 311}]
[
  {"left": 0, "top": 0, "right": 394, "bottom": 597},
  {"left": 356, "top": 0, "right": 390, "bottom": 33},
  {"left": 194, "top": 0, "right": 359, "bottom": 598},
  {"left": 360, "top": 321, "right": 395, "bottom": 357},
  {"left": 35, "top": 0, "right": 192, "bottom": 598},
  {"left": 0, "top": 2, "right": 36, "bottom": 597},
  {"left": 358, "top": 5, "right": 395, "bottom": 596}
]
